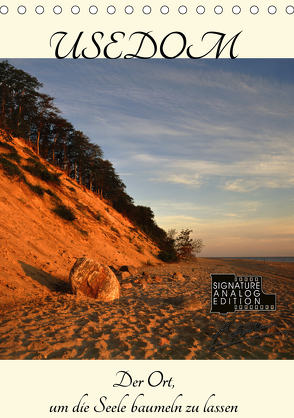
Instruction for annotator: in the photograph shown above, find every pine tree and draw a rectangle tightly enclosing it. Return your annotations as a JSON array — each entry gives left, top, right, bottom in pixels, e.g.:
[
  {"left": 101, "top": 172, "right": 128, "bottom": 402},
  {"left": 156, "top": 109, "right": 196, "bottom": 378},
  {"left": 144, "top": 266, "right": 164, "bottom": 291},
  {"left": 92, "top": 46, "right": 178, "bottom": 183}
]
[
  {"left": 0, "top": 59, "right": 174, "bottom": 254},
  {"left": 175, "top": 229, "right": 204, "bottom": 259}
]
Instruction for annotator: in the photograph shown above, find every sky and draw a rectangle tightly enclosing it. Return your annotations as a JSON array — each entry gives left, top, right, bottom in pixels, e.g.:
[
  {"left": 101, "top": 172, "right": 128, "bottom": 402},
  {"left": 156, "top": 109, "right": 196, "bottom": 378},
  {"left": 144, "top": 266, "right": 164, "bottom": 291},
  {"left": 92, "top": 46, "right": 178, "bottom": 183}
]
[{"left": 9, "top": 59, "right": 294, "bottom": 257}]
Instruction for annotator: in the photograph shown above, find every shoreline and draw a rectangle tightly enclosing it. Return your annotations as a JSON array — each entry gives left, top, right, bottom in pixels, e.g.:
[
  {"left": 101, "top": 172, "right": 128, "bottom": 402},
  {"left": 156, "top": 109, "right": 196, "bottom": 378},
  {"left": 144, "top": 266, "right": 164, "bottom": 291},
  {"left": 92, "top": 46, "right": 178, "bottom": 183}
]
[
  {"left": 196, "top": 256, "right": 294, "bottom": 263},
  {"left": 0, "top": 257, "right": 293, "bottom": 360}
]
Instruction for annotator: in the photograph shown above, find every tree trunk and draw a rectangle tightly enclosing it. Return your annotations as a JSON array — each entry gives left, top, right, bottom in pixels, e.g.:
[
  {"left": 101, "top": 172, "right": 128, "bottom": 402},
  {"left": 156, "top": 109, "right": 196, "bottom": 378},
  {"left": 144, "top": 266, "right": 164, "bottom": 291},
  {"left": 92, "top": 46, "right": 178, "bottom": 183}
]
[
  {"left": 2, "top": 98, "right": 5, "bottom": 121},
  {"left": 62, "top": 137, "right": 67, "bottom": 170},
  {"left": 36, "top": 130, "right": 41, "bottom": 155},
  {"left": 52, "top": 134, "right": 57, "bottom": 165}
]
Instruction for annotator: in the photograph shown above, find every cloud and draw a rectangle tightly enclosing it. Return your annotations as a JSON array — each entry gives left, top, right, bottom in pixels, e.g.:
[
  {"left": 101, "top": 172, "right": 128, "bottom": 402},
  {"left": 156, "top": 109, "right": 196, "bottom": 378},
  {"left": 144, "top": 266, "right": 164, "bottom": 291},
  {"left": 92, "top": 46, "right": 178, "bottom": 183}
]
[
  {"left": 223, "top": 176, "right": 294, "bottom": 193},
  {"left": 151, "top": 173, "right": 203, "bottom": 187},
  {"left": 130, "top": 151, "right": 294, "bottom": 193},
  {"left": 223, "top": 179, "right": 260, "bottom": 193}
]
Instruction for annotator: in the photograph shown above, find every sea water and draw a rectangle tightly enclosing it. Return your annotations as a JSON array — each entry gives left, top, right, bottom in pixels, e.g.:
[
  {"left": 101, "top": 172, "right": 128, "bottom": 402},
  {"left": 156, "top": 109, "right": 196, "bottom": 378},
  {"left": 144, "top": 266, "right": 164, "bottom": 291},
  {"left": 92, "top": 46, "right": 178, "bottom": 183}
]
[{"left": 213, "top": 257, "right": 294, "bottom": 263}]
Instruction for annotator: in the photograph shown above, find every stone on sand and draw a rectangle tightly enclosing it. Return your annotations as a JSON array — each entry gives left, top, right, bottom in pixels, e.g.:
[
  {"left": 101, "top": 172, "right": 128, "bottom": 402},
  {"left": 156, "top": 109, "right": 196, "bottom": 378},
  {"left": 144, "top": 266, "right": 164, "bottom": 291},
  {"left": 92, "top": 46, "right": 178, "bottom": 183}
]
[
  {"left": 135, "top": 278, "right": 147, "bottom": 288},
  {"left": 120, "top": 271, "right": 131, "bottom": 280},
  {"left": 173, "top": 272, "right": 185, "bottom": 282},
  {"left": 119, "top": 265, "right": 138, "bottom": 276},
  {"left": 121, "top": 283, "right": 132, "bottom": 289},
  {"left": 69, "top": 257, "right": 120, "bottom": 301},
  {"left": 142, "top": 272, "right": 153, "bottom": 283}
]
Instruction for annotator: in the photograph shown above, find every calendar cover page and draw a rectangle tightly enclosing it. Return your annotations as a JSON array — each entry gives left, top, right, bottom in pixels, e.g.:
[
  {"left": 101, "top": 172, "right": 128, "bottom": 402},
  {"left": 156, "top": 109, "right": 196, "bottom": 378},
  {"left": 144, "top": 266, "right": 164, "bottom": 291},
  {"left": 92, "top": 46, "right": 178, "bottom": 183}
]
[{"left": 0, "top": 2, "right": 293, "bottom": 417}]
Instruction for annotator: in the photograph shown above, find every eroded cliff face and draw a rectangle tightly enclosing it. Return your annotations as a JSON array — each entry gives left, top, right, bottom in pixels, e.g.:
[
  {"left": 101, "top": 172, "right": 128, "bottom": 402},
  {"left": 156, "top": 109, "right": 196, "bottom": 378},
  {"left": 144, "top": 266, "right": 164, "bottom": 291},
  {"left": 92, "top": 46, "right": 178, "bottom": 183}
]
[{"left": 0, "top": 133, "right": 160, "bottom": 305}]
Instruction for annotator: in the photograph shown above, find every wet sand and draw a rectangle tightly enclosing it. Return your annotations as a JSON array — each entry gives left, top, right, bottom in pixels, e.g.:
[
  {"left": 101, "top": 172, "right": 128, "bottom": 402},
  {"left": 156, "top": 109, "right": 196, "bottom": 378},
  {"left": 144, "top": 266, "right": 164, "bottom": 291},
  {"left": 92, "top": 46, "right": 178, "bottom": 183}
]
[{"left": 0, "top": 258, "right": 293, "bottom": 359}]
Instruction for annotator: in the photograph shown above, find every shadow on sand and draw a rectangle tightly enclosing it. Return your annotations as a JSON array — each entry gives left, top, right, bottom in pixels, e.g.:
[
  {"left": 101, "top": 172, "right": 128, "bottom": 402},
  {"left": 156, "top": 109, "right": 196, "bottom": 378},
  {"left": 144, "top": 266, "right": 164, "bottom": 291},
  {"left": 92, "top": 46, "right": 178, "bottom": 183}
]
[{"left": 19, "top": 261, "right": 71, "bottom": 294}]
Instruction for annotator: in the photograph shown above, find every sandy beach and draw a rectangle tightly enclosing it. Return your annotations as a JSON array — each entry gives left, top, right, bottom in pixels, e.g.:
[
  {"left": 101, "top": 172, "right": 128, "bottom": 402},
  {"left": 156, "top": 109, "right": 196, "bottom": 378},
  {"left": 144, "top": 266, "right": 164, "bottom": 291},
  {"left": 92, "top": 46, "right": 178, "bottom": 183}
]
[
  {"left": 1, "top": 133, "right": 293, "bottom": 360},
  {"left": 0, "top": 257, "right": 293, "bottom": 360}
]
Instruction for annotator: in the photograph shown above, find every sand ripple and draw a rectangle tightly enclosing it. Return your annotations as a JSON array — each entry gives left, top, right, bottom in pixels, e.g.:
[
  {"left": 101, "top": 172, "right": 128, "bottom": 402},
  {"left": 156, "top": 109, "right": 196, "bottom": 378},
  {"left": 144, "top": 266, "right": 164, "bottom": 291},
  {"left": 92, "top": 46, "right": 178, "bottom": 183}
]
[{"left": 0, "top": 258, "right": 293, "bottom": 359}]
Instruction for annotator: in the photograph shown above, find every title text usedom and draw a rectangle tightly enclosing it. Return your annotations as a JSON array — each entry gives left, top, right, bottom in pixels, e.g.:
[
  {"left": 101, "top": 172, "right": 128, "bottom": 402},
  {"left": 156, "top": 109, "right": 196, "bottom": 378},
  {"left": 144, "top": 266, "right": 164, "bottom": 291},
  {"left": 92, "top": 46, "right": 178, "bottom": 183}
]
[{"left": 50, "top": 30, "right": 242, "bottom": 59}]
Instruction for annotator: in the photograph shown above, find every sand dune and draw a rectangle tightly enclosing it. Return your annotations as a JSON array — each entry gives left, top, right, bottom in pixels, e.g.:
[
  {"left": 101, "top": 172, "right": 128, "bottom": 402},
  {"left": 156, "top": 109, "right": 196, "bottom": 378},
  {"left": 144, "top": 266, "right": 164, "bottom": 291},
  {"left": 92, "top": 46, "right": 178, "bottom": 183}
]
[
  {"left": 0, "top": 258, "right": 293, "bottom": 360},
  {"left": 0, "top": 133, "right": 161, "bottom": 308}
]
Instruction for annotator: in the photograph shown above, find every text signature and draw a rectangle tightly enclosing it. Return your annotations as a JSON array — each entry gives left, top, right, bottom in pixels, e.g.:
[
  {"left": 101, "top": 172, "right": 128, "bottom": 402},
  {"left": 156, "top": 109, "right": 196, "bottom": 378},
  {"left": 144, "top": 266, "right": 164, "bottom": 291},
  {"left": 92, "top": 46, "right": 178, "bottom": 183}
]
[{"left": 209, "top": 321, "right": 291, "bottom": 352}]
